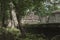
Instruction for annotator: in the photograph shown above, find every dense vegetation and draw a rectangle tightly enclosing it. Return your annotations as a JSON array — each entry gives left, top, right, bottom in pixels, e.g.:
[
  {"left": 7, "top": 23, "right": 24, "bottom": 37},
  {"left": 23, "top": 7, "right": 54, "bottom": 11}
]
[
  {"left": 0, "top": 0, "right": 60, "bottom": 40},
  {"left": 0, "top": 27, "right": 46, "bottom": 40}
]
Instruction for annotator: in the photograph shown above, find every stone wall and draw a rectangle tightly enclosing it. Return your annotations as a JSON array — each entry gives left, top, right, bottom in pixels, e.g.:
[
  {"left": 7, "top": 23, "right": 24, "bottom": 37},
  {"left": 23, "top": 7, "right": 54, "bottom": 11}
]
[{"left": 49, "top": 13, "right": 60, "bottom": 23}]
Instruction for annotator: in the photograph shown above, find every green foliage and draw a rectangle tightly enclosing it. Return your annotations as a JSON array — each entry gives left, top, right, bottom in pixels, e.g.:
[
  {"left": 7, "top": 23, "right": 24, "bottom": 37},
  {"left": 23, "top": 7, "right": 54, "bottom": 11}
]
[
  {"left": 0, "top": 27, "right": 21, "bottom": 40},
  {"left": 23, "top": 34, "right": 46, "bottom": 40},
  {"left": 0, "top": 27, "right": 15, "bottom": 40},
  {"left": 12, "top": 0, "right": 51, "bottom": 16},
  {"left": 34, "top": 2, "right": 58, "bottom": 16},
  {"left": 1, "top": 0, "right": 59, "bottom": 21},
  {"left": 0, "top": 27, "right": 46, "bottom": 40},
  {"left": 13, "top": 0, "right": 58, "bottom": 17}
]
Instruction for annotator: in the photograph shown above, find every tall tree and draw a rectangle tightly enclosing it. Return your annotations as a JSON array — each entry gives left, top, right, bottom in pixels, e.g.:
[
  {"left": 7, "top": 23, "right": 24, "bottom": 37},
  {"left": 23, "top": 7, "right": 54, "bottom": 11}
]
[
  {"left": 12, "top": 0, "right": 26, "bottom": 37},
  {"left": 1, "top": 0, "right": 11, "bottom": 27},
  {"left": 1, "top": 0, "right": 6, "bottom": 27}
]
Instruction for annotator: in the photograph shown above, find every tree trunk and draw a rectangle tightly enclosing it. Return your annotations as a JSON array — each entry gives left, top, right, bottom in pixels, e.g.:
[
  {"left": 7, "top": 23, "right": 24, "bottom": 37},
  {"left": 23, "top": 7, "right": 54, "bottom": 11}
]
[
  {"left": 10, "top": 1, "right": 26, "bottom": 37},
  {"left": 46, "top": 16, "right": 50, "bottom": 23},
  {"left": 10, "top": 8, "right": 13, "bottom": 27},
  {"left": 1, "top": 0, "right": 6, "bottom": 27},
  {"left": 16, "top": 14, "right": 26, "bottom": 37}
]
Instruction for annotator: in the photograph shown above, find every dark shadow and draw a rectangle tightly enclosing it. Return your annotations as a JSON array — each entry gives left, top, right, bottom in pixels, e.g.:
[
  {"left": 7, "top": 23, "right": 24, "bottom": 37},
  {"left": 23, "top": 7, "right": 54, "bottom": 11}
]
[{"left": 23, "top": 23, "right": 60, "bottom": 39}]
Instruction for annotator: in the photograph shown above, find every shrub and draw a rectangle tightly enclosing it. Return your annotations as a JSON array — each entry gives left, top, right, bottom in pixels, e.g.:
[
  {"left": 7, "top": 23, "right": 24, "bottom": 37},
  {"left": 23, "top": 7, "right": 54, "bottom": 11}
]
[
  {"left": 0, "top": 27, "right": 46, "bottom": 40},
  {"left": 0, "top": 27, "right": 20, "bottom": 40}
]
